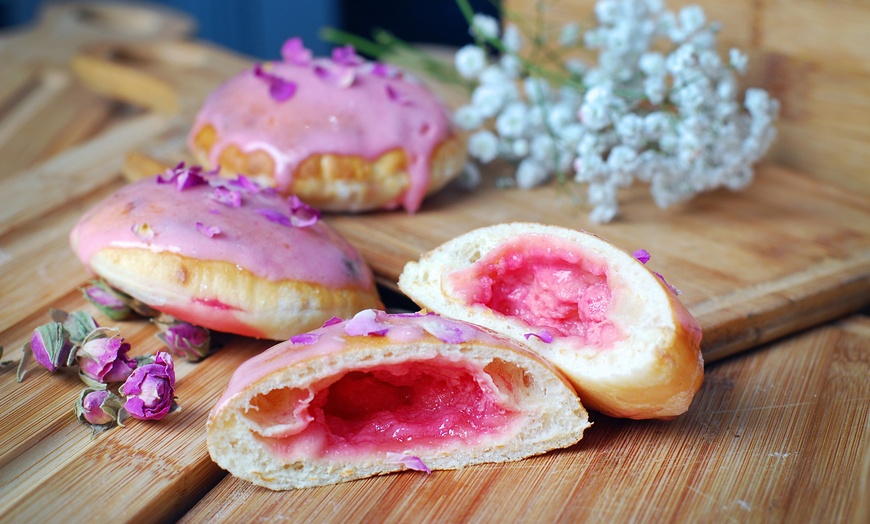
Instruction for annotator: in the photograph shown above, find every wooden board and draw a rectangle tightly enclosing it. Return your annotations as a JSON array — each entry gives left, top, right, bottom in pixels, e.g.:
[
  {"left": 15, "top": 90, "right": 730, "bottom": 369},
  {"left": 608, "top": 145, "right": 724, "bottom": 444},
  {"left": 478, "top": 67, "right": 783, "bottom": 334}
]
[{"left": 0, "top": 3, "right": 869, "bottom": 523}]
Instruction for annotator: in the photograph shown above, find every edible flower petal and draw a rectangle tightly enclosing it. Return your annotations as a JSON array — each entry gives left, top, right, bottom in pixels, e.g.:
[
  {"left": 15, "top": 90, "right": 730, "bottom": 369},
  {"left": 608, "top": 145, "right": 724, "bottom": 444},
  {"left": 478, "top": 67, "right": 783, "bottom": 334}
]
[
  {"left": 156, "top": 320, "right": 211, "bottom": 362},
  {"left": 211, "top": 186, "right": 242, "bottom": 207},
  {"left": 313, "top": 63, "right": 356, "bottom": 88},
  {"left": 253, "top": 63, "right": 298, "bottom": 102},
  {"left": 228, "top": 174, "right": 262, "bottom": 193},
  {"left": 281, "top": 37, "right": 312, "bottom": 66},
  {"left": 322, "top": 316, "right": 343, "bottom": 327},
  {"left": 385, "top": 84, "right": 413, "bottom": 106},
  {"left": 344, "top": 309, "right": 389, "bottom": 336},
  {"left": 30, "top": 322, "right": 73, "bottom": 373},
  {"left": 632, "top": 249, "right": 651, "bottom": 264},
  {"left": 288, "top": 195, "right": 320, "bottom": 227},
  {"left": 158, "top": 162, "right": 208, "bottom": 191},
  {"left": 655, "top": 272, "right": 682, "bottom": 296},
  {"left": 524, "top": 330, "right": 554, "bottom": 343},
  {"left": 421, "top": 316, "right": 474, "bottom": 344},
  {"left": 256, "top": 208, "right": 293, "bottom": 227},
  {"left": 77, "top": 335, "right": 138, "bottom": 385},
  {"left": 195, "top": 222, "right": 221, "bottom": 238},
  {"left": 370, "top": 62, "right": 400, "bottom": 78},
  {"left": 386, "top": 452, "right": 431, "bottom": 474},
  {"left": 290, "top": 333, "right": 320, "bottom": 345},
  {"left": 81, "top": 282, "right": 132, "bottom": 321},
  {"left": 131, "top": 222, "right": 155, "bottom": 241},
  {"left": 331, "top": 44, "right": 364, "bottom": 67},
  {"left": 121, "top": 351, "right": 177, "bottom": 421},
  {"left": 75, "top": 388, "right": 122, "bottom": 429}
]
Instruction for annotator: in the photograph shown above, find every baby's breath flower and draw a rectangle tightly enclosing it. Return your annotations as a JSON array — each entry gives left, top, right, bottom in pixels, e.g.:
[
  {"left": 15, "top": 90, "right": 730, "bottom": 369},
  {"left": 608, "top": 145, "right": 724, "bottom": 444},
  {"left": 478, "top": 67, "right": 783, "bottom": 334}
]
[
  {"left": 468, "top": 130, "right": 500, "bottom": 163},
  {"left": 559, "top": 23, "right": 581, "bottom": 46},
  {"left": 516, "top": 158, "right": 550, "bottom": 188},
  {"left": 455, "top": 45, "right": 487, "bottom": 79},
  {"left": 471, "top": 14, "right": 500, "bottom": 40},
  {"left": 502, "top": 24, "right": 523, "bottom": 52},
  {"left": 729, "top": 48, "right": 748, "bottom": 74}
]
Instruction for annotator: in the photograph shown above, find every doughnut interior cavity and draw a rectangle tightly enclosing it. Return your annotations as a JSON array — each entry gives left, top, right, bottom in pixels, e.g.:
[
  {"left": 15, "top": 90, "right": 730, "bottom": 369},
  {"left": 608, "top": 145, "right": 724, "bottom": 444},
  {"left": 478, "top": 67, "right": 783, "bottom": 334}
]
[
  {"left": 244, "top": 357, "right": 522, "bottom": 459},
  {"left": 446, "top": 234, "right": 621, "bottom": 347}
]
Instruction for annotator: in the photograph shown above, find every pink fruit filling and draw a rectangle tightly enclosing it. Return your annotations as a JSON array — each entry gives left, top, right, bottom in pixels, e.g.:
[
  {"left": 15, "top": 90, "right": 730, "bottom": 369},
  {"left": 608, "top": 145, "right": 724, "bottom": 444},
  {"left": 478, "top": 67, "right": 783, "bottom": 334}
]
[
  {"left": 246, "top": 358, "right": 523, "bottom": 459},
  {"left": 448, "top": 234, "right": 621, "bottom": 347}
]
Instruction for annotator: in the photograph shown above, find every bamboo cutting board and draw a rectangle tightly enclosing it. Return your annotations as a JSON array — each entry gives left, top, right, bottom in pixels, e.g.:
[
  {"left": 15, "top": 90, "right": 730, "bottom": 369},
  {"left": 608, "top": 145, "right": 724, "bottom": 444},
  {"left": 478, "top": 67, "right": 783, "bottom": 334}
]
[{"left": 0, "top": 3, "right": 868, "bottom": 523}]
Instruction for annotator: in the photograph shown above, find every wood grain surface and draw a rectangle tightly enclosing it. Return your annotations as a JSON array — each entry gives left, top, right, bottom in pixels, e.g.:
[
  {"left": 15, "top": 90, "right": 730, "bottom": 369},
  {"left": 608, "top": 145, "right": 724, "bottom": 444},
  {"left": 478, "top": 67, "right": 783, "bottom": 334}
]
[{"left": 0, "top": 3, "right": 868, "bottom": 523}]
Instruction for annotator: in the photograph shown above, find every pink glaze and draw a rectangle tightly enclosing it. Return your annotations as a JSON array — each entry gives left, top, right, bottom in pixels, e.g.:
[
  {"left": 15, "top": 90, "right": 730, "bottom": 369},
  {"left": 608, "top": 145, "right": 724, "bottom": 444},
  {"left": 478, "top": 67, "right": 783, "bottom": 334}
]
[
  {"left": 214, "top": 311, "right": 527, "bottom": 457},
  {"left": 69, "top": 176, "right": 374, "bottom": 289},
  {"left": 448, "top": 235, "right": 622, "bottom": 347},
  {"left": 188, "top": 57, "right": 454, "bottom": 213}
]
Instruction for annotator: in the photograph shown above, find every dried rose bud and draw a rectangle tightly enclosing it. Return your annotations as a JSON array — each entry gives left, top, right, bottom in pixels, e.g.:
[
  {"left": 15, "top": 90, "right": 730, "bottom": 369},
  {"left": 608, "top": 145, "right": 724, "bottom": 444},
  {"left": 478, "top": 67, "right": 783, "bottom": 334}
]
[
  {"left": 31, "top": 322, "right": 73, "bottom": 372},
  {"left": 121, "top": 351, "right": 176, "bottom": 421},
  {"left": 75, "top": 388, "right": 122, "bottom": 428},
  {"left": 155, "top": 321, "right": 210, "bottom": 362},
  {"left": 82, "top": 281, "right": 132, "bottom": 321},
  {"left": 77, "top": 336, "right": 138, "bottom": 386}
]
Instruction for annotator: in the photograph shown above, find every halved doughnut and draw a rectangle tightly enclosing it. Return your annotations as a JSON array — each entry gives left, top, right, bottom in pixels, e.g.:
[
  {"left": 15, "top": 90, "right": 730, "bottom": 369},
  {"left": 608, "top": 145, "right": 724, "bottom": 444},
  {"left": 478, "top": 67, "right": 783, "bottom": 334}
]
[
  {"left": 398, "top": 222, "right": 703, "bottom": 419},
  {"left": 207, "top": 309, "right": 591, "bottom": 490}
]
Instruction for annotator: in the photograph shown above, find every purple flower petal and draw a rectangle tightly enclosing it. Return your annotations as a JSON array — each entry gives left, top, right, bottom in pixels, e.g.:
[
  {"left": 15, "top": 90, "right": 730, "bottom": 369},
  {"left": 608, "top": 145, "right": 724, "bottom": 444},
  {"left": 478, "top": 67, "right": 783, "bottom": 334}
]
[
  {"left": 256, "top": 208, "right": 293, "bottom": 227},
  {"left": 121, "top": 351, "right": 175, "bottom": 420},
  {"left": 654, "top": 271, "right": 682, "bottom": 295},
  {"left": 281, "top": 37, "right": 312, "bottom": 66},
  {"left": 157, "top": 162, "right": 208, "bottom": 191},
  {"left": 421, "top": 316, "right": 475, "bottom": 344},
  {"left": 228, "top": 174, "right": 262, "bottom": 193},
  {"left": 288, "top": 195, "right": 320, "bottom": 227},
  {"left": 195, "top": 222, "right": 221, "bottom": 238},
  {"left": 313, "top": 63, "right": 356, "bottom": 88},
  {"left": 211, "top": 186, "right": 242, "bottom": 207},
  {"left": 524, "top": 330, "right": 554, "bottom": 343},
  {"left": 331, "top": 44, "right": 364, "bottom": 67},
  {"left": 322, "top": 316, "right": 343, "bottom": 327},
  {"left": 386, "top": 84, "right": 413, "bottom": 106},
  {"left": 290, "top": 333, "right": 320, "bottom": 345},
  {"left": 370, "top": 62, "right": 400, "bottom": 78},
  {"left": 253, "top": 63, "right": 298, "bottom": 103},
  {"left": 344, "top": 309, "right": 389, "bottom": 336},
  {"left": 386, "top": 453, "right": 431, "bottom": 474},
  {"left": 632, "top": 249, "right": 651, "bottom": 264}
]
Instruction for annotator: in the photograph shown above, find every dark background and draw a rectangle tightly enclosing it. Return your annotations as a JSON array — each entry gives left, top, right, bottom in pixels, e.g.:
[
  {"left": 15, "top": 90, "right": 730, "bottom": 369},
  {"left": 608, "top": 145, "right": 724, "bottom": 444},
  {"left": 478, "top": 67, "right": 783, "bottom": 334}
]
[{"left": 0, "top": 0, "right": 500, "bottom": 58}]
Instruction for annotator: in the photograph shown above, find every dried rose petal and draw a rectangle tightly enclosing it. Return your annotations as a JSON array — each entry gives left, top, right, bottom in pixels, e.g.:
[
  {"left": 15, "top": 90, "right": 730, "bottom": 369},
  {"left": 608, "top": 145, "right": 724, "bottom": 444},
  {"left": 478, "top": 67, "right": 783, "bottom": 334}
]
[
  {"left": 77, "top": 336, "right": 138, "bottom": 384},
  {"left": 386, "top": 453, "right": 431, "bottom": 474},
  {"left": 524, "top": 330, "right": 554, "bottom": 343},
  {"left": 195, "top": 222, "right": 221, "bottom": 238},
  {"left": 158, "top": 162, "right": 208, "bottom": 191},
  {"left": 157, "top": 321, "right": 210, "bottom": 361},
  {"left": 290, "top": 333, "right": 320, "bottom": 345},
  {"left": 211, "top": 186, "right": 242, "bottom": 207},
  {"left": 31, "top": 322, "right": 73, "bottom": 372},
  {"left": 331, "top": 44, "right": 364, "bottom": 67},
  {"left": 121, "top": 351, "right": 176, "bottom": 421},
  {"left": 344, "top": 309, "right": 389, "bottom": 336},
  {"left": 228, "top": 174, "right": 262, "bottom": 193},
  {"left": 655, "top": 272, "right": 682, "bottom": 296},
  {"left": 288, "top": 195, "right": 320, "bottom": 227},
  {"left": 256, "top": 208, "right": 293, "bottom": 227},
  {"left": 370, "top": 62, "right": 400, "bottom": 78},
  {"left": 82, "top": 282, "right": 131, "bottom": 320},
  {"left": 253, "top": 63, "right": 297, "bottom": 102},
  {"left": 322, "top": 316, "right": 343, "bottom": 327},
  {"left": 385, "top": 84, "right": 412, "bottom": 106},
  {"left": 632, "top": 249, "right": 651, "bottom": 264},
  {"left": 281, "top": 37, "right": 312, "bottom": 66},
  {"left": 313, "top": 63, "right": 356, "bottom": 88},
  {"left": 421, "top": 316, "right": 475, "bottom": 344}
]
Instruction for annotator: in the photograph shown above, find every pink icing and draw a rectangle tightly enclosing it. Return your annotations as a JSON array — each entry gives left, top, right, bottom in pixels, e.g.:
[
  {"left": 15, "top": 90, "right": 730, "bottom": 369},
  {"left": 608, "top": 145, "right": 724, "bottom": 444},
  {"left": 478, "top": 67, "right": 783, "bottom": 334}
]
[
  {"left": 188, "top": 56, "right": 454, "bottom": 212},
  {"left": 69, "top": 176, "right": 374, "bottom": 288},
  {"left": 448, "top": 235, "right": 623, "bottom": 348},
  {"left": 213, "top": 311, "right": 528, "bottom": 456}
]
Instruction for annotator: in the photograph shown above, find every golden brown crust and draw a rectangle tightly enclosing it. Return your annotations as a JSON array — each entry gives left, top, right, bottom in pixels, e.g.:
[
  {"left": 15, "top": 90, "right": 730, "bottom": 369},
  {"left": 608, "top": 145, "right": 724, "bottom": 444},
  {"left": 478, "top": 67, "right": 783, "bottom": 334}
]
[
  {"left": 91, "top": 247, "right": 382, "bottom": 340},
  {"left": 190, "top": 125, "right": 467, "bottom": 212}
]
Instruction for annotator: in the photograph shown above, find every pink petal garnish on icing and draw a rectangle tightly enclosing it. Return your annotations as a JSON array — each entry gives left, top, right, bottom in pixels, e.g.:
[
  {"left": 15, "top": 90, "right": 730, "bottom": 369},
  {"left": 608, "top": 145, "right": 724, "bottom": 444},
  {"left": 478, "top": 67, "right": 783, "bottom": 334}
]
[
  {"left": 386, "top": 453, "right": 431, "bottom": 474},
  {"left": 322, "top": 316, "right": 343, "bottom": 327},
  {"left": 211, "top": 186, "right": 242, "bottom": 207},
  {"left": 281, "top": 37, "right": 312, "bottom": 66},
  {"left": 632, "top": 249, "right": 651, "bottom": 264},
  {"left": 158, "top": 162, "right": 208, "bottom": 191},
  {"left": 288, "top": 195, "right": 320, "bottom": 227},
  {"left": 313, "top": 63, "right": 356, "bottom": 88},
  {"left": 524, "top": 330, "right": 553, "bottom": 343},
  {"left": 228, "top": 174, "right": 262, "bottom": 193},
  {"left": 421, "top": 316, "right": 473, "bottom": 344},
  {"left": 655, "top": 271, "right": 682, "bottom": 295},
  {"left": 290, "top": 333, "right": 320, "bottom": 345},
  {"left": 253, "top": 63, "right": 298, "bottom": 102},
  {"left": 256, "top": 208, "right": 293, "bottom": 227},
  {"left": 331, "top": 44, "right": 364, "bottom": 67},
  {"left": 370, "top": 62, "right": 400, "bottom": 78},
  {"left": 195, "top": 222, "right": 221, "bottom": 238},
  {"left": 344, "top": 309, "right": 389, "bottom": 336},
  {"left": 385, "top": 84, "right": 413, "bottom": 106}
]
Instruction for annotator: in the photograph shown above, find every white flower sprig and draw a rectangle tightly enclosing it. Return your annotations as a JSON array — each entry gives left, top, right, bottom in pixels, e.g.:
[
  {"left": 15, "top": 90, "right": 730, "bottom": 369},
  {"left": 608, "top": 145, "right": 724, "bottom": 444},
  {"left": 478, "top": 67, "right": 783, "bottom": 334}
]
[{"left": 453, "top": 0, "right": 779, "bottom": 223}]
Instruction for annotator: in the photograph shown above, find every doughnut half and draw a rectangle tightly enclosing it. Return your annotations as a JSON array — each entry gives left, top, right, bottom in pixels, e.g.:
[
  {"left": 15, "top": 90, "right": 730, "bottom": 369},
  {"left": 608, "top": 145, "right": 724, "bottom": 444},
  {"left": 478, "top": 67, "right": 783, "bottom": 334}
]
[
  {"left": 70, "top": 170, "right": 381, "bottom": 339},
  {"left": 398, "top": 222, "right": 704, "bottom": 420},
  {"left": 188, "top": 52, "right": 466, "bottom": 213},
  {"left": 207, "top": 309, "right": 591, "bottom": 490}
]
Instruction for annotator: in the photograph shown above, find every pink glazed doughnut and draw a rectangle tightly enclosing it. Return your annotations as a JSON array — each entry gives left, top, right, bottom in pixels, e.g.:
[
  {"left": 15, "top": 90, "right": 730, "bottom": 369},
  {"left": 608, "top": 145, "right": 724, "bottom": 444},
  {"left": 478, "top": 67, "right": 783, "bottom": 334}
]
[
  {"left": 188, "top": 39, "right": 466, "bottom": 213},
  {"left": 70, "top": 165, "right": 381, "bottom": 340}
]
